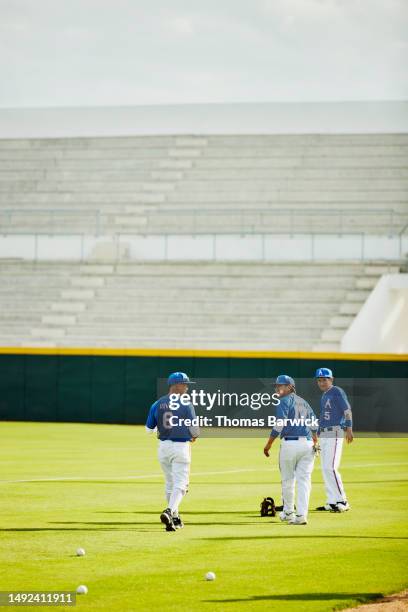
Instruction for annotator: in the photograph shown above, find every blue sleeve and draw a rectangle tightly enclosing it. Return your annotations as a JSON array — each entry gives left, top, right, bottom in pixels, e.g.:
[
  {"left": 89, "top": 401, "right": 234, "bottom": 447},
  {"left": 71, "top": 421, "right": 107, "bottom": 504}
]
[
  {"left": 187, "top": 403, "right": 199, "bottom": 438},
  {"left": 306, "top": 401, "right": 318, "bottom": 432},
  {"left": 270, "top": 399, "right": 288, "bottom": 438},
  {"left": 338, "top": 388, "right": 352, "bottom": 428},
  {"left": 146, "top": 403, "right": 158, "bottom": 430},
  {"left": 337, "top": 388, "right": 351, "bottom": 412}
]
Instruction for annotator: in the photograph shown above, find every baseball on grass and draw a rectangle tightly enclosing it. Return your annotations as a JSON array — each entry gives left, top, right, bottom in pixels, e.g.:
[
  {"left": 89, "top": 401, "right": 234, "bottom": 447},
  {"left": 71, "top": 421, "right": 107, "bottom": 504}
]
[
  {"left": 205, "top": 572, "right": 216, "bottom": 581},
  {"left": 76, "top": 585, "right": 88, "bottom": 595},
  {"left": 76, "top": 548, "right": 86, "bottom": 556}
]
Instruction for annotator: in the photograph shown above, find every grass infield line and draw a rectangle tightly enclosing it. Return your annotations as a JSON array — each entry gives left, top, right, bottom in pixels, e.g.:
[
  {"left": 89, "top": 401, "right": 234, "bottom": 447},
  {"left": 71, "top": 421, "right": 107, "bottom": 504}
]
[
  {"left": 2, "top": 461, "right": 407, "bottom": 484},
  {"left": 1, "top": 467, "right": 274, "bottom": 484}
]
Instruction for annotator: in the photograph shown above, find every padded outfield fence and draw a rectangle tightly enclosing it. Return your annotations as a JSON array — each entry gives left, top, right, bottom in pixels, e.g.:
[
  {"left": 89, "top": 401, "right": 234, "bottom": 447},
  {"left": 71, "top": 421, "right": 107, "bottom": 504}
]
[{"left": 0, "top": 348, "right": 407, "bottom": 432}]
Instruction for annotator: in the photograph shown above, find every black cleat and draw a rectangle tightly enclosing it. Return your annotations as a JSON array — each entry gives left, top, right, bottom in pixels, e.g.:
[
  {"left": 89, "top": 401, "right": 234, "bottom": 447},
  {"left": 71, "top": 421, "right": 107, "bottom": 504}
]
[
  {"left": 329, "top": 503, "right": 341, "bottom": 513},
  {"left": 173, "top": 515, "right": 184, "bottom": 529},
  {"left": 316, "top": 504, "right": 331, "bottom": 511},
  {"left": 160, "top": 508, "right": 176, "bottom": 531}
]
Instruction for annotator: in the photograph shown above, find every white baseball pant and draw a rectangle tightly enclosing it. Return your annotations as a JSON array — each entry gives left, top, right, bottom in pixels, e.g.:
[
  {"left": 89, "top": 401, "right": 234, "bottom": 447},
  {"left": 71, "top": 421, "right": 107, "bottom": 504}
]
[
  {"left": 320, "top": 431, "right": 347, "bottom": 504},
  {"left": 158, "top": 440, "right": 191, "bottom": 515},
  {"left": 279, "top": 438, "right": 315, "bottom": 518}
]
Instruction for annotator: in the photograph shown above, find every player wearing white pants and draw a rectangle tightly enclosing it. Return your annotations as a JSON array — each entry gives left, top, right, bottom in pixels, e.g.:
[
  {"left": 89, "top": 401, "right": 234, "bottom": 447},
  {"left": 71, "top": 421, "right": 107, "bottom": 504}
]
[
  {"left": 279, "top": 437, "right": 315, "bottom": 519},
  {"left": 264, "top": 374, "right": 318, "bottom": 525},
  {"left": 158, "top": 439, "right": 191, "bottom": 513},
  {"left": 314, "top": 367, "right": 353, "bottom": 513},
  {"left": 146, "top": 371, "right": 199, "bottom": 532},
  {"left": 319, "top": 429, "right": 347, "bottom": 505}
]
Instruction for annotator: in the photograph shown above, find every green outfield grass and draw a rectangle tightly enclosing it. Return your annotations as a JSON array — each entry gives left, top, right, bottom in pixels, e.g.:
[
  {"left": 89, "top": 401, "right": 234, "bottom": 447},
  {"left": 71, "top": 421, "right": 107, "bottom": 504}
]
[{"left": 0, "top": 422, "right": 407, "bottom": 611}]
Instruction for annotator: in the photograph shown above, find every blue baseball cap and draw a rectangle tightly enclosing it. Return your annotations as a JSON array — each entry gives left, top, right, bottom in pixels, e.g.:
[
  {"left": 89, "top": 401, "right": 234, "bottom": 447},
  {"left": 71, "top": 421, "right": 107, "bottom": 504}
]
[
  {"left": 167, "top": 372, "right": 195, "bottom": 386},
  {"left": 275, "top": 374, "right": 295, "bottom": 386},
  {"left": 315, "top": 367, "right": 333, "bottom": 378}
]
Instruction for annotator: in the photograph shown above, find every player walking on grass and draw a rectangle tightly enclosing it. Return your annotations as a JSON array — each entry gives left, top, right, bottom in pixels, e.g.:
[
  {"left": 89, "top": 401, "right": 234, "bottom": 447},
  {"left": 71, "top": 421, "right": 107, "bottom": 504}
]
[
  {"left": 146, "top": 372, "right": 199, "bottom": 532},
  {"left": 263, "top": 375, "right": 318, "bottom": 525},
  {"left": 315, "top": 367, "right": 353, "bottom": 513}
]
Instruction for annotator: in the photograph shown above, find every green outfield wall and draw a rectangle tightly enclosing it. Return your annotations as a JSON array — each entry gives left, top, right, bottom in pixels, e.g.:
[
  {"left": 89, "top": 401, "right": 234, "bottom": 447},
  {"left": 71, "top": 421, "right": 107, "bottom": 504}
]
[{"left": 0, "top": 349, "right": 407, "bottom": 431}]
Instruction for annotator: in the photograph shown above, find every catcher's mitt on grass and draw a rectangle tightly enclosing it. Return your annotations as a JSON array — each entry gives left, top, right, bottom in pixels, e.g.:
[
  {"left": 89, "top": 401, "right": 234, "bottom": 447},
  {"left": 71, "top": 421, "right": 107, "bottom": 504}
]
[{"left": 260, "top": 497, "right": 276, "bottom": 517}]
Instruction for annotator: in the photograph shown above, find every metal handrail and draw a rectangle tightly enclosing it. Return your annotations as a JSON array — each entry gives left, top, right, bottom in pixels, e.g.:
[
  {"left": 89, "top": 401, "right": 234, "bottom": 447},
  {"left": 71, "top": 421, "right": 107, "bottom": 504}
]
[
  {"left": 145, "top": 207, "right": 408, "bottom": 236},
  {"left": 0, "top": 207, "right": 407, "bottom": 237}
]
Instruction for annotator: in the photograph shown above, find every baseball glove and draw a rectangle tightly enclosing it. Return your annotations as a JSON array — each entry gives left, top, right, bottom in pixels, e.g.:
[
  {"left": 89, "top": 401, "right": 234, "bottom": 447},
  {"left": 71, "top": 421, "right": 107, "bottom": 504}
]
[{"left": 260, "top": 497, "right": 276, "bottom": 517}]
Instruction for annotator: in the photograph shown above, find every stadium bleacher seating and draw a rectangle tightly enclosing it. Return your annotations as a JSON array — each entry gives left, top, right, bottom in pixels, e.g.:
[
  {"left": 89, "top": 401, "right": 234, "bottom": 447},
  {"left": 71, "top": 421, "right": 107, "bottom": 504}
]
[
  {"left": 0, "top": 260, "right": 401, "bottom": 351},
  {"left": 0, "top": 134, "right": 407, "bottom": 235},
  {"left": 0, "top": 133, "right": 406, "bottom": 351}
]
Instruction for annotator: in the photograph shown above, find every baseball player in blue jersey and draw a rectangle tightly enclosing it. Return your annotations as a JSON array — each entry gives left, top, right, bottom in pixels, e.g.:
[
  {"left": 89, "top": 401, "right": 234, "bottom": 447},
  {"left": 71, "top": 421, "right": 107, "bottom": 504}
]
[
  {"left": 146, "top": 372, "right": 199, "bottom": 532},
  {"left": 263, "top": 375, "right": 319, "bottom": 525},
  {"left": 315, "top": 367, "right": 353, "bottom": 512}
]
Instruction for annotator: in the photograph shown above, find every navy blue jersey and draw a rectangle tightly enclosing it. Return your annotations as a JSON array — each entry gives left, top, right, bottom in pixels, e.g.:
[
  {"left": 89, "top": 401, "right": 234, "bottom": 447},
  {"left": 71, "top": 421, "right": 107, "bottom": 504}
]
[
  {"left": 319, "top": 385, "right": 352, "bottom": 429},
  {"left": 270, "top": 393, "right": 318, "bottom": 439},
  {"left": 146, "top": 394, "right": 199, "bottom": 441}
]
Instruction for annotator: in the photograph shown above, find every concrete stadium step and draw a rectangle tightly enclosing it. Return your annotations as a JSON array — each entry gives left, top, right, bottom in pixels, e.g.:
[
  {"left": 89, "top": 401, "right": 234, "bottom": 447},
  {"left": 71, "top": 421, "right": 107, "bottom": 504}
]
[
  {"left": 30, "top": 328, "right": 66, "bottom": 338},
  {"left": 87, "top": 302, "right": 336, "bottom": 314},
  {"left": 111, "top": 262, "right": 392, "bottom": 275},
  {"left": 61, "top": 290, "right": 95, "bottom": 299},
  {"left": 47, "top": 302, "right": 87, "bottom": 313},
  {"left": 70, "top": 277, "right": 105, "bottom": 288},
  {"left": 0, "top": 159, "right": 194, "bottom": 170},
  {"left": 0, "top": 288, "right": 64, "bottom": 297},
  {"left": 339, "top": 303, "right": 362, "bottom": 315},
  {"left": 0, "top": 192, "right": 166, "bottom": 203},
  {"left": 194, "top": 157, "right": 408, "bottom": 168},
  {"left": 76, "top": 313, "right": 331, "bottom": 326},
  {"left": 0, "top": 302, "right": 58, "bottom": 311},
  {"left": 0, "top": 170, "right": 183, "bottom": 182},
  {"left": 2, "top": 134, "right": 408, "bottom": 148},
  {"left": 0, "top": 148, "right": 194, "bottom": 160},
  {"left": 42, "top": 315, "right": 77, "bottom": 325},
  {"left": 101, "top": 275, "right": 354, "bottom": 289},
  {"left": 204, "top": 134, "right": 408, "bottom": 145},
  {"left": 96, "top": 289, "right": 348, "bottom": 301},
  {"left": 185, "top": 168, "right": 408, "bottom": 180},
  {"left": 321, "top": 329, "right": 345, "bottom": 341},
  {"left": 363, "top": 265, "right": 401, "bottom": 275},
  {"left": 165, "top": 191, "right": 407, "bottom": 203},
  {"left": 52, "top": 326, "right": 321, "bottom": 339},
  {"left": 329, "top": 315, "right": 354, "bottom": 328},
  {"left": 0, "top": 325, "right": 36, "bottom": 334},
  {"left": 0, "top": 136, "right": 199, "bottom": 149},
  {"left": 109, "top": 262, "right": 371, "bottom": 275},
  {"left": 355, "top": 277, "right": 379, "bottom": 289},
  {"left": 313, "top": 342, "right": 341, "bottom": 352},
  {"left": 0, "top": 338, "right": 58, "bottom": 348},
  {"left": 345, "top": 290, "right": 371, "bottom": 301},
  {"left": 175, "top": 179, "right": 408, "bottom": 191},
  {"left": 50, "top": 302, "right": 87, "bottom": 313},
  {"left": 152, "top": 201, "right": 408, "bottom": 212},
  {"left": 0, "top": 313, "right": 43, "bottom": 322},
  {"left": 199, "top": 145, "right": 408, "bottom": 157}
]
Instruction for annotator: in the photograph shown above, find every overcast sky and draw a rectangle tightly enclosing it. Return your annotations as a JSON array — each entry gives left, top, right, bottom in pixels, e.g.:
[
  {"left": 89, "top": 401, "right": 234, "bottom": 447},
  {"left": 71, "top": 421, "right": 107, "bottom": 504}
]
[{"left": 0, "top": 0, "right": 407, "bottom": 108}]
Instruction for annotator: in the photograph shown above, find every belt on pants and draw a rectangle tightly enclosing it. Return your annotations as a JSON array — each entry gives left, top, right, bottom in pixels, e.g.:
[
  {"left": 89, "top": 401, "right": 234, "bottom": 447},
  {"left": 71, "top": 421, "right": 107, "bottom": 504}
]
[
  {"left": 283, "top": 436, "right": 308, "bottom": 441},
  {"left": 320, "top": 426, "right": 342, "bottom": 432}
]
